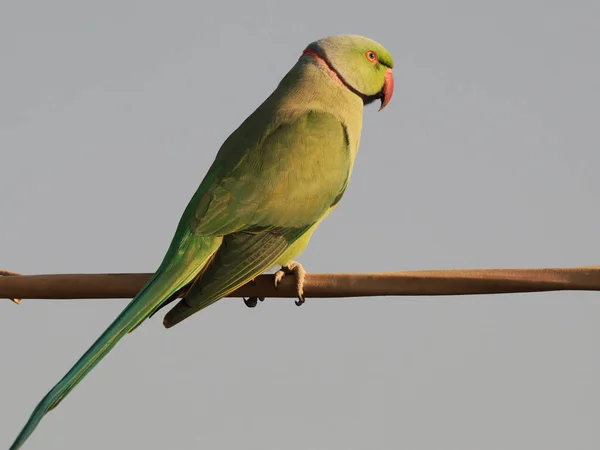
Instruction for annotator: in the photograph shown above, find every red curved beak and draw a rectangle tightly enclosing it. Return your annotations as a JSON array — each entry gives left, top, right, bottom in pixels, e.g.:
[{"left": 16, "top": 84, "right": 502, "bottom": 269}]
[{"left": 379, "top": 69, "right": 394, "bottom": 111}]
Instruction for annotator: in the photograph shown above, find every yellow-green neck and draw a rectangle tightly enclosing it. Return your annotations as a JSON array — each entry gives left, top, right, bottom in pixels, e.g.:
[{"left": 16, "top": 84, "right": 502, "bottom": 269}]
[{"left": 275, "top": 56, "right": 364, "bottom": 164}]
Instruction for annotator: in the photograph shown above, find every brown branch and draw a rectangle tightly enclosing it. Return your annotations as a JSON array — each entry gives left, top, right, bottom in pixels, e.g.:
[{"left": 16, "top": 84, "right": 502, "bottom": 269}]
[
  {"left": 1, "top": 266, "right": 600, "bottom": 301},
  {"left": 0, "top": 269, "right": 23, "bottom": 304}
]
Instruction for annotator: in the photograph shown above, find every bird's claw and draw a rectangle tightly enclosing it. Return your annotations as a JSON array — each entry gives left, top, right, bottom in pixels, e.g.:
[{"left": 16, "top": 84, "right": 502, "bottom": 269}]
[
  {"left": 243, "top": 277, "right": 265, "bottom": 307},
  {"left": 0, "top": 269, "right": 23, "bottom": 304},
  {"left": 273, "top": 261, "right": 306, "bottom": 306},
  {"left": 243, "top": 296, "right": 265, "bottom": 308}
]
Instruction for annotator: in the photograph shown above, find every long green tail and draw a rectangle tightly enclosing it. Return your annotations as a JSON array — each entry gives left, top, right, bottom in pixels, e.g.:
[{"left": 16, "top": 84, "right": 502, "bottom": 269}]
[{"left": 9, "top": 264, "right": 201, "bottom": 450}]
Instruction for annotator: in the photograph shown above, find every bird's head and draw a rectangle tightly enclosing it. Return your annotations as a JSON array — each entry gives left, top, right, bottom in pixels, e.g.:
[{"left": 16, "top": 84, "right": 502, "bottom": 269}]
[{"left": 301, "top": 34, "right": 394, "bottom": 110}]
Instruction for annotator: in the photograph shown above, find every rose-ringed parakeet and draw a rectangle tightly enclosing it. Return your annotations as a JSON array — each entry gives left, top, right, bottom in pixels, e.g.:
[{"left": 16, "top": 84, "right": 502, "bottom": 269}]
[{"left": 9, "top": 34, "right": 394, "bottom": 449}]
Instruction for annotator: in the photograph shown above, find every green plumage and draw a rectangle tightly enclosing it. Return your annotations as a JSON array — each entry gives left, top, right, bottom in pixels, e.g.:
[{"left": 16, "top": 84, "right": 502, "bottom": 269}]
[
  {"left": 10, "top": 34, "right": 394, "bottom": 449},
  {"left": 163, "top": 110, "right": 352, "bottom": 326}
]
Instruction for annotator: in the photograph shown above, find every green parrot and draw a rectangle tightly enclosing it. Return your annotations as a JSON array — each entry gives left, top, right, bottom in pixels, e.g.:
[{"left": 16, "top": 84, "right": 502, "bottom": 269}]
[{"left": 9, "top": 33, "right": 394, "bottom": 449}]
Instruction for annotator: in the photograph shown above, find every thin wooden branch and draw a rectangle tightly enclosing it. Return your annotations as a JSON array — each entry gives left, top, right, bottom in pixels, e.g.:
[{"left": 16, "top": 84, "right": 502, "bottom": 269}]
[
  {"left": 0, "top": 269, "right": 23, "bottom": 304},
  {"left": 1, "top": 266, "right": 600, "bottom": 301}
]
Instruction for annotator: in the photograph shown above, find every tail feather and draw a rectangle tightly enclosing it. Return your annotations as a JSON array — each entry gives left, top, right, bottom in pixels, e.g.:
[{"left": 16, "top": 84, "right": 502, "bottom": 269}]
[{"left": 9, "top": 268, "right": 195, "bottom": 450}]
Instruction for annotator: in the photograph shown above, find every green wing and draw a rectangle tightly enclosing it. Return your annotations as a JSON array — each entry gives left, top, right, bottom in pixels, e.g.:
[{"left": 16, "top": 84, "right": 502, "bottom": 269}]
[
  {"left": 162, "top": 229, "right": 302, "bottom": 327},
  {"left": 162, "top": 109, "right": 352, "bottom": 327}
]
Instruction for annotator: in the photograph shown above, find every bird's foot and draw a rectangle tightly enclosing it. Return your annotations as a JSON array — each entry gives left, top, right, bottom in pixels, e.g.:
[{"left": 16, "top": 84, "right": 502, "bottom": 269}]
[
  {"left": 0, "top": 269, "right": 23, "bottom": 304},
  {"left": 243, "top": 277, "right": 265, "bottom": 307},
  {"left": 243, "top": 296, "right": 265, "bottom": 308},
  {"left": 273, "top": 261, "right": 306, "bottom": 306}
]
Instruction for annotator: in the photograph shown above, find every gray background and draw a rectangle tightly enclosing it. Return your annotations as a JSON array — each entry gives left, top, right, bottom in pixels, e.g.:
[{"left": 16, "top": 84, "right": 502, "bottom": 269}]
[{"left": 1, "top": 1, "right": 599, "bottom": 449}]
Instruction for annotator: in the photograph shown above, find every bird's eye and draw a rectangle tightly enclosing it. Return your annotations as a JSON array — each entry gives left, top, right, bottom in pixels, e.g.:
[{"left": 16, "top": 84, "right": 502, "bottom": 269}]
[{"left": 365, "top": 50, "right": 378, "bottom": 62}]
